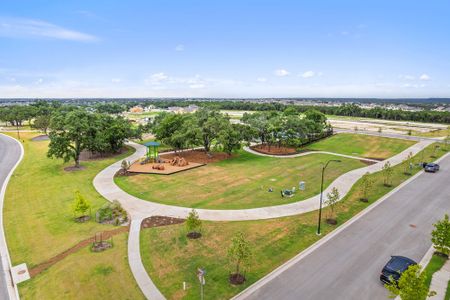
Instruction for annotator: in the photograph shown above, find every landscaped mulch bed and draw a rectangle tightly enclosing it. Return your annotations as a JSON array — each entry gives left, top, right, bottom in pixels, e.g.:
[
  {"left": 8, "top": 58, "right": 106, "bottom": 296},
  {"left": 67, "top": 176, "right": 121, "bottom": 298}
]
[
  {"left": 31, "top": 134, "right": 49, "bottom": 141},
  {"left": 28, "top": 226, "right": 129, "bottom": 277},
  {"left": 160, "top": 150, "right": 233, "bottom": 164},
  {"left": 63, "top": 166, "right": 87, "bottom": 172},
  {"left": 251, "top": 144, "right": 298, "bottom": 155},
  {"left": 141, "top": 216, "right": 185, "bottom": 229},
  {"left": 79, "top": 147, "right": 128, "bottom": 161}
]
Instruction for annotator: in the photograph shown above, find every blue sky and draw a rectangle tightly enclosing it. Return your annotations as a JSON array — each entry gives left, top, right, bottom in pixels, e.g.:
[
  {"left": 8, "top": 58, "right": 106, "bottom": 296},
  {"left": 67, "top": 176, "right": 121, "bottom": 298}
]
[{"left": 0, "top": 0, "right": 449, "bottom": 98}]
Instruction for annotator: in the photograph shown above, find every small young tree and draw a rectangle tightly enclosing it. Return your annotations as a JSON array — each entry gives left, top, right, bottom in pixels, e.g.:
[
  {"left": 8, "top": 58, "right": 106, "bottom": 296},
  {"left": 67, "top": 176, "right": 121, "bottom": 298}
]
[
  {"left": 324, "top": 187, "right": 340, "bottom": 224},
  {"left": 72, "top": 191, "right": 91, "bottom": 222},
  {"left": 382, "top": 161, "right": 393, "bottom": 187},
  {"left": 360, "top": 172, "right": 373, "bottom": 202},
  {"left": 185, "top": 209, "right": 202, "bottom": 239},
  {"left": 354, "top": 126, "right": 358, "bottom": 132},
  {"left": 378, "top": 127, "right": 383, "bottom": 134},
  {"left": 385, "top": 264, "right": 435, "bottom": 300},
  {"left": 121, "top": 160, "right": 130, "bottom": 173},
  {"left": 403, "top": 152, "right": 413, "bottom": 175},
  {"left": 431, "top": 145, "right": 440, "bottom": 158},
  {"left": 431, "top": 214, "right": 450, "bottom": 257},
  {"left": 227, "top": 231, "right": 252, "bottom": 284}
]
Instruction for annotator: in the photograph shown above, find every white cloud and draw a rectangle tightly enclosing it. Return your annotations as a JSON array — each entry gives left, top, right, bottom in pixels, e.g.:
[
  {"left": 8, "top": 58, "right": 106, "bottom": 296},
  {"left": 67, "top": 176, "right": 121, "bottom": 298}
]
[
  {"left": 189, "top": 84, "right": 205, "bottom": 89},
  {"left": 0, "top": 17, "right": 97, "bottom": 42},
  {"left": 175, "top": 44, "right": 185, "bottom": 51},
  {"left": 111, "top": 78, "right": 121, "bottom": 83},
  {"left": 145, "top": 72, "right": 169, "bottom": 85},
  {"left": 419, "top": 74, "right": 431, "bottom": 81},
  {"left": 256, "top": 77, "right": 267, "bottom": 82},
  {"left": 301, "top": 70, "right": 316, "bottom": 78},
  {"left": 274, "top": 69, "right": 290, "bottom": 77},
  {"left": 399, "top": 74, "right": 415, "bottom": 80},
  {"left": 35, "top": 78, "right": 44, "bottom": 84}
]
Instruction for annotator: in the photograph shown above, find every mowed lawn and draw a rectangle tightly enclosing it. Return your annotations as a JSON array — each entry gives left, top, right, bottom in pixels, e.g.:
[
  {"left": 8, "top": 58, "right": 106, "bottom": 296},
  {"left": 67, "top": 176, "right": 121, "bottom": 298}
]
[
  {"left": 304, "top": 133, "right": 415, "bottom": 159},
  {"left": 2, "top": 132, "right": 144, "bottom": 299},
  {"left": 115, "top": 151, "right": 367, "bottom": 209},
  {"left": 140, "top": 143, "right": 448, "bottom": 300},
  {"left": 18, "top": 232, "right": 144, "bottom": 300}
]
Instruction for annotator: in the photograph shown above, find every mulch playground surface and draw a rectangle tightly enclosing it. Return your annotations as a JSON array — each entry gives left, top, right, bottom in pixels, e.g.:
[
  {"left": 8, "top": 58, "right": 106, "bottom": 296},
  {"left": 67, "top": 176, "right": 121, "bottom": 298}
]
[{"left": 29, "top": 216, "right": 185, "bottom": 277}]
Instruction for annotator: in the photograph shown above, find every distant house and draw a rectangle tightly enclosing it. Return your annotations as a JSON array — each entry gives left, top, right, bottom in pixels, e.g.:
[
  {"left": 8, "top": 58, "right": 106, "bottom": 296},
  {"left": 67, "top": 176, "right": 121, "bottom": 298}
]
[
  {"left": 129, "top": 106, "right": 144, "bottom": 113},
  {"left": 167, "top": 104, "right": 199, "bottom": 114},
  {"left": 167, "top": 106, "right": 185, "bottom": 114}
]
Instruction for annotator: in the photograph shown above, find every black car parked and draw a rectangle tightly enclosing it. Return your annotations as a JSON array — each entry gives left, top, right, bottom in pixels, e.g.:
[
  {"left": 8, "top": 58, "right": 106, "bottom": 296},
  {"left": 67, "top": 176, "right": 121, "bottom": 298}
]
[
  {"left": 380, "top": 256, "right": 417, "bottom": 284},
  {"left": 424, "top": 163, "right": 440, "bottom": 173}
]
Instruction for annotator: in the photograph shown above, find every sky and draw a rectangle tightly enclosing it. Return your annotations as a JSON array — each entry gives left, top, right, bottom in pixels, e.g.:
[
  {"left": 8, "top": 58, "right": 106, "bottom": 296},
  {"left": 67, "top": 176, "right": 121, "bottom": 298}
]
[{"left": 0, "top": 0, "right": 450, "bottom": 98}]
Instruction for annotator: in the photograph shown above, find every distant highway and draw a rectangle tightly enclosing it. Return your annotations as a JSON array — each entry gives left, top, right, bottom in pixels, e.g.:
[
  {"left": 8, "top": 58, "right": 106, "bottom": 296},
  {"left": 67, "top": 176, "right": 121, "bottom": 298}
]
[{"left": 237, "top": 154, "right": 450, "bottom": 300}]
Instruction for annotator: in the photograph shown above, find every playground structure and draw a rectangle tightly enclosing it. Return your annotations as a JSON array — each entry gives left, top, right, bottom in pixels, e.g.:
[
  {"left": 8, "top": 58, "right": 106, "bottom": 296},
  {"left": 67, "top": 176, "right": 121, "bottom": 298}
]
[{"left": 127, "top": 141, "right": 205, "bottom": 175}]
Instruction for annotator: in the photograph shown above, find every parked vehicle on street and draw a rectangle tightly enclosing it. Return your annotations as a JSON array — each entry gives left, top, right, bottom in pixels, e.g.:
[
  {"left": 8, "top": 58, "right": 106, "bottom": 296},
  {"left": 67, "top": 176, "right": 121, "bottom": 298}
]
[
  {"left": 380, "top": 256, "right": 417, "bottom": 284},
  {"left": 424, "top": 163, "right": 440, "bottom": 173}
]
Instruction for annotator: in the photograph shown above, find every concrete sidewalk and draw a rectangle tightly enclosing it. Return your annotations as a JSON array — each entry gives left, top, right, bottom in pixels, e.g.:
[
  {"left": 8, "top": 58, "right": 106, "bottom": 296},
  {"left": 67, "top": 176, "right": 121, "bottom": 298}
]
[
  {"left": 428, "top": 259, "right": 450, "bottom": 300},
  {"left": 243, "top": 146, "right": 380, "bottom": 162},
  {"left": 93, "top": 139, "right": 433, "bottom": 221}
]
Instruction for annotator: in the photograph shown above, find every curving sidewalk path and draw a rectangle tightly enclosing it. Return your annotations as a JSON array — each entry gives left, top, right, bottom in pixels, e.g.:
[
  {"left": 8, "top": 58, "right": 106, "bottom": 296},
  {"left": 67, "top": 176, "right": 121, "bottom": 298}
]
[
  {"left": 92, "top": 138, "right": 434, "bottom": 299},
  {"left": 93, "top": 139, "right": 433, "bottom": 221},
  {"left": 243, "top": 146, "right": 380, "bottom": 162}
]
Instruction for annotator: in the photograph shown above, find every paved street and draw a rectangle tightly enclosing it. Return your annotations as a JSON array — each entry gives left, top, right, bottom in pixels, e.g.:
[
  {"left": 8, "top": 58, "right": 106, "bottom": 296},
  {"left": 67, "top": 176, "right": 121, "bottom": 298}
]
[
  {"left": 0, "top": 134, "right": 22, "bottom": 300},
  {"left": 238, "top": 154, "right": 450, "bottom": 300}
]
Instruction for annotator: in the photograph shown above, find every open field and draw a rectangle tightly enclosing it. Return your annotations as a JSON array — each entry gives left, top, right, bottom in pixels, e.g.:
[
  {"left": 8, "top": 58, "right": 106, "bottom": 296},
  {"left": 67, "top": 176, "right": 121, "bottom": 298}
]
[
  {"left": 327, "top": 115, "right": 449, "bottom": 136},
  {"left": 140, "top": 143, "right": 449, "bottom": 300},
  {"left": 1, "top": 132, "right": 143, "bottom": 298},
  {"left": 115, "top": 150, "right": 366, "bottom": 209},
  {"left": 304, "top": 133, "right": 415, "bottom": 160},
  {"left": 18, "top": 232, "right": 144, "bottom": 300}
]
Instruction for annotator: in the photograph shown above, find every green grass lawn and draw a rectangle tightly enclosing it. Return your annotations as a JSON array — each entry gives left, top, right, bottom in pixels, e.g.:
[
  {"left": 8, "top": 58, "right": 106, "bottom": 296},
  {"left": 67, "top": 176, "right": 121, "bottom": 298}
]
[
  {"left": 2, "top": 132, "right": 143, "bottom": 298},
  {"left": 18, "top": 232, "right": 144, "bottom": 300},
  {"left": 115, "top": 150, "right": 366, "bottom": 209},
  {"left": 140, "top": 143, "right": 448, "bottom": 300},
  {"left": 423, "top": 254, "right": 448, "bottom": 299},
  {"left": 304, "top": 133, "right": 415, "bottom": 160}
]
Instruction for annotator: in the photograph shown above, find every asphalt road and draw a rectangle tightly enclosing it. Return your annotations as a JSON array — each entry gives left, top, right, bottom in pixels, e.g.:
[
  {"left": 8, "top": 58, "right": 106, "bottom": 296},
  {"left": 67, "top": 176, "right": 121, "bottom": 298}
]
[
  {"left": 243, "top": 153, "right": 450, "bottom": 300},
  {"left": 0, "top": 134, "right": 22, "bottom": 300}
]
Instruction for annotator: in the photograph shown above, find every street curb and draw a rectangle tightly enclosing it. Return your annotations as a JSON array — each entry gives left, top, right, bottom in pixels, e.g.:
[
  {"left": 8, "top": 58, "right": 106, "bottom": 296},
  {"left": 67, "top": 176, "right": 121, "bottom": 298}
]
[
  {"left": 0, "top": 133, "right": 24, "bottom": 300},
  {"left": 232, "top": 151, "right": 450, "bottom": 299}
]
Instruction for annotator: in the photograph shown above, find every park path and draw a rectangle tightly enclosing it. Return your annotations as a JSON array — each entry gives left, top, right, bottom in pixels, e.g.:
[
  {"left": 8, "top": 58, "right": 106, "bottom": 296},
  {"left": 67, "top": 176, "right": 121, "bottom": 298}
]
[
  {"left": 93, "top": 139, "right": 433, "bottom": 221},
  {"left": 92, "top": 137, "right": 433, "bottom": 299},
  {"left": 243, "top": 146, "right": 380, "bottom": 162}
]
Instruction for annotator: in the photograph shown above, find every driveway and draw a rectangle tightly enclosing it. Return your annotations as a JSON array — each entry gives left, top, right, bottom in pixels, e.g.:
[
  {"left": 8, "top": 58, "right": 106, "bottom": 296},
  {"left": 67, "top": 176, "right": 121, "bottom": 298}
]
[{"left": 236, "top": 154, "right": 450, "bottom": 300}]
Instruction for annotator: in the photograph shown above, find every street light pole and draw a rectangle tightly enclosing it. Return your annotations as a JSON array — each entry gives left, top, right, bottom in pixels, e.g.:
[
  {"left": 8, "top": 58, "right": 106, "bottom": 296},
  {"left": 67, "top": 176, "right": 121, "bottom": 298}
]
[{"left": 317, "top": 159, "right": 341, "bottom": 235}]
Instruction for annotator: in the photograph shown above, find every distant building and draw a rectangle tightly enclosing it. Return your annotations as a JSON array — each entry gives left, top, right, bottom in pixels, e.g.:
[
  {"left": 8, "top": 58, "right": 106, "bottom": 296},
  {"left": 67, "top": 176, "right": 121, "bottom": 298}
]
[
  {"left": 167, "top": 104, "right": 199, "bottom": 114},
  {"left": 129, "top": 106, "right": 144, "bottom": 113}
]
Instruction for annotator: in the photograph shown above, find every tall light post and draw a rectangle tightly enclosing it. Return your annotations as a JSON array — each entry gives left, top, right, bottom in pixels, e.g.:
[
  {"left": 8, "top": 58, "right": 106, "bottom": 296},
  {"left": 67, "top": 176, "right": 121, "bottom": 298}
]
[{"left": 317, "top": 159, "right": 341, "bottom": 235}]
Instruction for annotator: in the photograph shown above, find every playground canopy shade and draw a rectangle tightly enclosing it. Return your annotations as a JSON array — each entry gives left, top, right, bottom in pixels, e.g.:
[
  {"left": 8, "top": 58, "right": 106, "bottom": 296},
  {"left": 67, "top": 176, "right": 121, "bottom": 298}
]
[{"left": 143, "top": 141, "right": 161, "bottom": 147}]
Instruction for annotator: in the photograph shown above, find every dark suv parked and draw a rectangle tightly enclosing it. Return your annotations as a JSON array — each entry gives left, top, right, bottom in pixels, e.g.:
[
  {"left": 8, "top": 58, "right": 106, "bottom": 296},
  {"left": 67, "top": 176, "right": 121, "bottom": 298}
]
[
  {"left": 380, "top": 256, "right": 417, "bottom": 284},
  {"left": 424, "top": 163, "right": 440, "bottom": 173}
]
